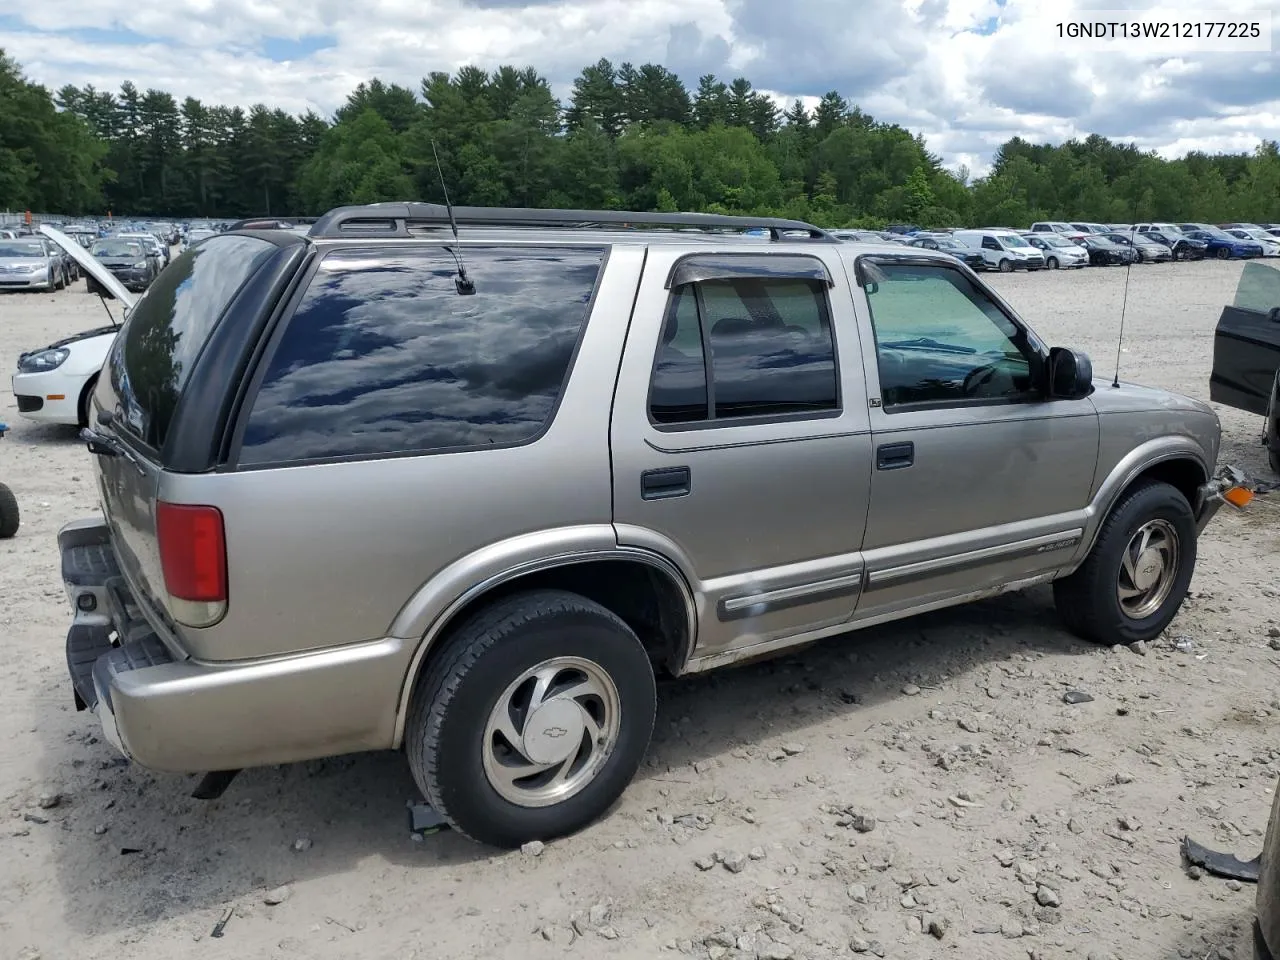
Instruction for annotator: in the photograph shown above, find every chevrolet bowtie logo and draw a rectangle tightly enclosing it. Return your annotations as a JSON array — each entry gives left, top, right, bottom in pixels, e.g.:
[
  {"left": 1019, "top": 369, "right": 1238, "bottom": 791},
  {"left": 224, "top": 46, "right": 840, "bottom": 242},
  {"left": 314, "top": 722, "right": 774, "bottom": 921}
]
[{"left": 542, "top": 726, "right": 569, "bottom": 738}]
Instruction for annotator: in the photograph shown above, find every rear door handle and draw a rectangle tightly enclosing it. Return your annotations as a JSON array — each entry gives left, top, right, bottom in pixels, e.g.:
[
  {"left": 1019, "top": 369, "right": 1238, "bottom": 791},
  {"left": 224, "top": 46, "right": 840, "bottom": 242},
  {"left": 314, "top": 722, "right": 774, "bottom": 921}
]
[
  {"left": 876, "top": 442, "right": 914, "bottom": 470},
  {"left": 641, "top": 466, "right": 691, "bottom": 500}
]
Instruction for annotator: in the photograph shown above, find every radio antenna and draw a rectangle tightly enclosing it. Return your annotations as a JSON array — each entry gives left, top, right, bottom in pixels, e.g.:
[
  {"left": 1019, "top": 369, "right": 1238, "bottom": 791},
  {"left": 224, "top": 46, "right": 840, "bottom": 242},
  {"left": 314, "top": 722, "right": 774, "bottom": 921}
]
[
  {"left": 431, "top": 139, "right": 475, "bottom": 296},
  {"left": 1111, "top": 209, "right": 1140, "bottom": 388}
]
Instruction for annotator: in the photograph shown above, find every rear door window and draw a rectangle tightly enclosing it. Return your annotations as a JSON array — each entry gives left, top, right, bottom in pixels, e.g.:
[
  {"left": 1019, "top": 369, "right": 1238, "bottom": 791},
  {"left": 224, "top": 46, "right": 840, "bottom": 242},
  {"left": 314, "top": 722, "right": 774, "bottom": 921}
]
[
  {"left": 98, "top": 235, "right": 278, "bottom": 451},
  {"left": 235, "top": 245, "right": 604, "bottom": 467}
]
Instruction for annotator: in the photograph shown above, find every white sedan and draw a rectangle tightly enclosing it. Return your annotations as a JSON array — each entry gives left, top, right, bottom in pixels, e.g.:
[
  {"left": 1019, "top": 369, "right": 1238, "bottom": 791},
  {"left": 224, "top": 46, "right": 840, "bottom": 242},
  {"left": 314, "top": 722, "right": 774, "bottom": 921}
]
[{"left": 10, "top": 225, "right": 138, "bottom": 427}]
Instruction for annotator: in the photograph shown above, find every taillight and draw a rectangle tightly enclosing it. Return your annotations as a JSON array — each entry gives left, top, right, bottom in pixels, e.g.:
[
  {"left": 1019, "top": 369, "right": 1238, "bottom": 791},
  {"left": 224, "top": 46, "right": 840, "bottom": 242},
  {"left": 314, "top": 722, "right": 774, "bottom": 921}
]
[{"left": 156, "top": 501, "right": 227, "bottom": 609}]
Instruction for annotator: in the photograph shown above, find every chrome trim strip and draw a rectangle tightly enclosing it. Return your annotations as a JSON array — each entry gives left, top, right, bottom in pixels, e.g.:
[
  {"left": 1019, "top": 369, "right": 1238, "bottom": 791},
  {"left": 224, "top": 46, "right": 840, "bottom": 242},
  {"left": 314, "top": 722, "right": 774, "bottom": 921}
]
[
  {"left": 718, "top": 571, "right": 864, "bottom": 621},
  {"left": 865, "top": 530, "right": 1083, "bottom": 589},
  {"left": 685, "top": 573, "right": 1056, "bottom": 673}
]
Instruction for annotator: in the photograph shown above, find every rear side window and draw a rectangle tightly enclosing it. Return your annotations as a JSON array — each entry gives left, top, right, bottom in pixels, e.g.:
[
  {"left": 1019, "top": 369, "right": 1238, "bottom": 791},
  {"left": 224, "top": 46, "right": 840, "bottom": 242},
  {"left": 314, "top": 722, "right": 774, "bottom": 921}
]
[
  {"left": 649, "top": 274, "right": 838, "bottom": 425},
  {"left": 101, "top": 235, "right": 277, "bottom": 451},
  {"left": 236, "top": 245, "right": 603, "bottom": 466}
]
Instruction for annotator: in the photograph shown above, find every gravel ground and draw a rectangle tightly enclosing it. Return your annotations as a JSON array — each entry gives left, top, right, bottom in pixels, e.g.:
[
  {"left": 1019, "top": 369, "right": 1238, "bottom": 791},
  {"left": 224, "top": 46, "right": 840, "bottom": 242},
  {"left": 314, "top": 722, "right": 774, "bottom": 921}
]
[{"left": 1, "top": 260, "right": 1278, "bottom": 960}]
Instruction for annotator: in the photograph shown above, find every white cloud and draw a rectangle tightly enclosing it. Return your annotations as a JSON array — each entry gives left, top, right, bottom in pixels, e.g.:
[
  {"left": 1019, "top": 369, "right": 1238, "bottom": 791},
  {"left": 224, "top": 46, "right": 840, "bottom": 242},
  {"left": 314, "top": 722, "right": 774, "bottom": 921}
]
[{"left": 2, "top": 0, "right": 1278, "bottom": 174}]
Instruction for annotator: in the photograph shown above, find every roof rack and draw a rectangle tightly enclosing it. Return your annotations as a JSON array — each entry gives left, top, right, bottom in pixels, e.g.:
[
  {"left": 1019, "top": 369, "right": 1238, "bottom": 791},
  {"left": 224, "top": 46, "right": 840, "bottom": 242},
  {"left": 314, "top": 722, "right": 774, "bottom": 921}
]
[
  {"left": 227, "top": 217, "right": 317, "bottom": 231},
  {"left": 307, "top": 202, "right": 834, "bottom": 242}
]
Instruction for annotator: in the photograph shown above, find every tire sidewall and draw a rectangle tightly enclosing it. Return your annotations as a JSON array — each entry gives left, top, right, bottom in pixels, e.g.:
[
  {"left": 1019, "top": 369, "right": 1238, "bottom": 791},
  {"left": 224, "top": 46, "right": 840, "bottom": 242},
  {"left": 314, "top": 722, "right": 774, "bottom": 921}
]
[
  {"left": 420, "top": 606, "right": 656, "bottom": 847},
  {"left": 1047, "top": 256, "right": 1059, "bottom": 270},
  {"left": 1090, "top": 485, "right": 1198, "bottom": 643}
]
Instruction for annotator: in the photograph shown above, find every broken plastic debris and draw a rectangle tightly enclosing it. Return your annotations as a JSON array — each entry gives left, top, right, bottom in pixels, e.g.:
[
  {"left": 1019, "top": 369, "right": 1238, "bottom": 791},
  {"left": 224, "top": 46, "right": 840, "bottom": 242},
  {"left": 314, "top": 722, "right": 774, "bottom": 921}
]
[
  {"left": 1172, "top": 637, "right": 1194, "bottom": 653},
  {"left": 1063, "top": 690, "right": 1094, "bottom": 704},
  {"left": 1181, "top": 835, "right": 1260, "bottom": 883},
  {"left": 210, "top": 906, "right": 234, "bottom": 939}
]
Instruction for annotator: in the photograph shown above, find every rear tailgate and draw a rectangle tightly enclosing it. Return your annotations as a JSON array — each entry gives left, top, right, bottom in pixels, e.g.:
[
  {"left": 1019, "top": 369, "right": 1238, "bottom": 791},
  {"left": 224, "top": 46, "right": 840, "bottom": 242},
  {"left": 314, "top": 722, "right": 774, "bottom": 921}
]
[{"left": 85, "top": 233, "right": 287, "bottom": 636}]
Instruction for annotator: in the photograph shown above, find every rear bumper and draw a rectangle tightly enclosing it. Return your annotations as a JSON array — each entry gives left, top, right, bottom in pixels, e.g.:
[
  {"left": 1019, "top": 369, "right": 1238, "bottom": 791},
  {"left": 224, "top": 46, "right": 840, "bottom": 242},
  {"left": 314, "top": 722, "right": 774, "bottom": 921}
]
[{"left": 58, "top": 518, "right": 407, "bottom": 772}]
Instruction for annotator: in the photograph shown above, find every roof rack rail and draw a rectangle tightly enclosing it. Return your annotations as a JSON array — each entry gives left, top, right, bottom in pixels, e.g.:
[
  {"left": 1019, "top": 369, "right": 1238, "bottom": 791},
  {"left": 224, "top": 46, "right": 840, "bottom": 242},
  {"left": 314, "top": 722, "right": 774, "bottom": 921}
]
[
  {"left": 307, "top": 202, "right": 835, "bottom": 241},
  {"left": 227, "top": 217, "right": 317, "bottom": 231}
]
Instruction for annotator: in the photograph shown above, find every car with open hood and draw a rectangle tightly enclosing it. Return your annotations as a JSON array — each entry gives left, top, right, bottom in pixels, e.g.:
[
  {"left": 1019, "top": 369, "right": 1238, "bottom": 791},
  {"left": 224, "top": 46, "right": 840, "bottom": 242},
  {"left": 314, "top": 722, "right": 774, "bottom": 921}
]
[
  {"left": 0, "top": 236, "right": 71, "bottom": 291},
  {"left": 86, "top": 237, "right": 157, "bottom": 293},
  {"left": 10, "top": 227, "right": 137, "bottom": 427},
  {"left": 1210, "top": 258, "right": 1280, "bottom": 475}
]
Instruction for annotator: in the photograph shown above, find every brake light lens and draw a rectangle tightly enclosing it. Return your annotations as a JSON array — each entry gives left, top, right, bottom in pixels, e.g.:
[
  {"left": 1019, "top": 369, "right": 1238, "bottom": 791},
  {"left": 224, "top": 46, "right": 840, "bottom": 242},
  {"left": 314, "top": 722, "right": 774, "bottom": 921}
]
[{"left": 156, "top": 502, "right": 227, "bottom": 603}]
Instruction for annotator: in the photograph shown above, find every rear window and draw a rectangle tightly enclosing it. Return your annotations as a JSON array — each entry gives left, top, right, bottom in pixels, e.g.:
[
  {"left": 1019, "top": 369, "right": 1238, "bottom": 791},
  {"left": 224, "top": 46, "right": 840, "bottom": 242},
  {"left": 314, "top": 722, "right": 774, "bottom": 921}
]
[
  {"left": 99, "top": 235, "right": 277, "bottom": 451},
  {"left": 235, "top": 245, "right": 604, "bottom": 467}
]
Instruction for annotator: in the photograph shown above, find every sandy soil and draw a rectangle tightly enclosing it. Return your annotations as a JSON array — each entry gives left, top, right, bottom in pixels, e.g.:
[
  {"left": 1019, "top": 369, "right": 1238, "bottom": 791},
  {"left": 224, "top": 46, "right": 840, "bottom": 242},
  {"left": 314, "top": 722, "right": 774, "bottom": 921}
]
[{"left": 1, "top": 260, "right": 1278, "bottom": 960}]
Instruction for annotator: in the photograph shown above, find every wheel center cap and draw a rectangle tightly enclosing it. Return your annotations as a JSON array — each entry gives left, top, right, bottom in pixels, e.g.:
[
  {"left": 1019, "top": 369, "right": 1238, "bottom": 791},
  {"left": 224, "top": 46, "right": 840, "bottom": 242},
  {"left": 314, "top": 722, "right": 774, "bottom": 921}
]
[
  {"left": 1133, "top": 549, "right": 1163, "bottom": 590},
  {"left": 522, "top": 699, "right": 585, "bottom": 765}
]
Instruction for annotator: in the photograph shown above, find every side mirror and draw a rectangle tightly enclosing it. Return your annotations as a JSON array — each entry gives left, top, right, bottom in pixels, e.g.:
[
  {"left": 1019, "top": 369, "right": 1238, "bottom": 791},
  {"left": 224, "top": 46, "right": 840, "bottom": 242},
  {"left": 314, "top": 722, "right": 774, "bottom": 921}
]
[{"left": 1048, "top": 346, "right": 1093, "bottom": 399}]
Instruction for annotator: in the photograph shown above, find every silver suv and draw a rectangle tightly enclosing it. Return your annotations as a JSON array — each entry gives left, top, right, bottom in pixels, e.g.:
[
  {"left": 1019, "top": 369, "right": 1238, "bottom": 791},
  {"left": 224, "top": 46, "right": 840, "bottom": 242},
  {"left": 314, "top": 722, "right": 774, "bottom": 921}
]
[{"left": 53, "top": 204, "right": 1240, "bottom": 848}]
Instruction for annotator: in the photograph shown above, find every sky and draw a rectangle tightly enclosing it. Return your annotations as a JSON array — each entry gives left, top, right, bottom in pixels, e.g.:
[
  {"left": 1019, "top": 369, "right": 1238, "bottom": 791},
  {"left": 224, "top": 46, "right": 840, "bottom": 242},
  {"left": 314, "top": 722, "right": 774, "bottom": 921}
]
[{"left": 2, "top": 0, "right": 1278, "bottom": 175}]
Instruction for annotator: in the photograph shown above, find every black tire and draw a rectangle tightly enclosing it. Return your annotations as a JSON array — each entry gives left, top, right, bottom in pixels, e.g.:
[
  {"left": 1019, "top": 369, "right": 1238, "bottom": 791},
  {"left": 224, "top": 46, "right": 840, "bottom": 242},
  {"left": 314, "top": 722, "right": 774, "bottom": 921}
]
[
  {"left": 1217, "top": 246, "right": 1231, "bottom": 260},
  {"left": 78, "top": 375, "right": 98, "bottom": 429},
  {"left": 0, "top": 483, "right": 19, "bottom": 539},
  {"left": 1172, "top": 246, "right": 1182, "bottom": 261},
  {"left": 405, "top": 589, "right": 657, "bottom": 848},
  {"left": 1267, "top": 386, "right": 1280, "bottom": 476},
  {"left": 1046, "top": 256, "right": 1059, "bottom": 270},
  {"left": 997, "top": 258, "right": 1012, "bottom": 273},
  {"left": 1053, "top": 481, "right": 1196, "bottom": 645}
]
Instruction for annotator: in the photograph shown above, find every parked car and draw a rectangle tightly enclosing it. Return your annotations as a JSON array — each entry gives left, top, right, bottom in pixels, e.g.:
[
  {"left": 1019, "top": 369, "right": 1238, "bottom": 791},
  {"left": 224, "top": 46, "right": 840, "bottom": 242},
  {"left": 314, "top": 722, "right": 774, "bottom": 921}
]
[
  {"left": 1078, "top": 235, "right": 1137, "bottom": 266},
  {"left": 85, "top": 238, "right": 157, "bottom": 293},
  {"left": 1182, "top": 227, "right": 1265, "bottom": 260},
  {"left": 1021, "top": 232, "right": 1090, "bottom": 269},
  {"left": 0, "top": 237, "right": 70, "bottom": 291},
  {"left": 1210, "top": 258, "right": 1280, "bottom": 474},
  {"left": 12, "top": 228, "right": 134, "bottom": 427},
  {"left": 832, "top": 230, "right": 893, "bottom": 243},
  {"left": 118, "top": 231, "right": 170, "bottom": 267},
  {"left": 1103, "top": 232, "right": 1173, "bottom": 263},
  {"left": 180, "top": 228, "right": 218, "bottom": 252},
  {"left": 952, "top": 228, "right": 1045, "bottom": 271},
  {"left": 1138, "top": 229, "right": 1208, "bottom": 261},
  {"left": 1070, "top": 222, "right": 1112, "bottom": 235},
  {"left": 1223, "top": 228, "right": 1280, "bottom": 257},
  {"left": 1029, "top": 221, "right": 1089, "bottom": 242},
  {"left": 906, "top": 234, "right": 987, "bottom": 270},
  {"left": 1135, "top": 222, "right": 1186, "bottom": 238},
  {"left": 45, "top": 203, "right": 1247, "bottom": 848}
]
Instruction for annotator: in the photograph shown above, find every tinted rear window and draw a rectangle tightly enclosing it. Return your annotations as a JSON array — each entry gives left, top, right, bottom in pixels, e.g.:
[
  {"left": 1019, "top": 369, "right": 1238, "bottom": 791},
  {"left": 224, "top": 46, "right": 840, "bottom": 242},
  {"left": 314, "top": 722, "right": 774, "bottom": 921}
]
[
  {"left": 99, "top": 235, "right": 277, "bottom": 451},
  {"left": 235, "top": 245, "right": 603, "bottom": 466}
]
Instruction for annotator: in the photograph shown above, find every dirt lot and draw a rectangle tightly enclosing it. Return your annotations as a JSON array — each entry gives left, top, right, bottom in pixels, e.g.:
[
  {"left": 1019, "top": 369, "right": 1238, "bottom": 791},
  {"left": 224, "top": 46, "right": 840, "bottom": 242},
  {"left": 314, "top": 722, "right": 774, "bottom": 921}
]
[{"left": 2, "top": 260, "right": 1278, "bottom": 960}]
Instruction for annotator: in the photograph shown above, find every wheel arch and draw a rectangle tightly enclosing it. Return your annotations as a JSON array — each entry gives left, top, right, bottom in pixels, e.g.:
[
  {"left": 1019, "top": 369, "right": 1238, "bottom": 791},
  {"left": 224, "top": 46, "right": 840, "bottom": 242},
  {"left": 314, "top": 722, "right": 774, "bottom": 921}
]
[
  {"left": 390, "top": 547, "right": 696, "bottom": 748},
  {"left": 1070, "top": 440, "right": 1210, "bottom": 570},
  {"left": 77, "top": 372, "right": 99, "bottom": 428}
]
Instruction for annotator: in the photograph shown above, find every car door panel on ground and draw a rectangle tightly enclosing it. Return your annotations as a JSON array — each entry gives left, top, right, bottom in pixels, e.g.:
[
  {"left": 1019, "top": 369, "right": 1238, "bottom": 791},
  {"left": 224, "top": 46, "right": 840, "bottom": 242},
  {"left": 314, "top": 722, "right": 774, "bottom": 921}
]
[
  {"left": 847, "top": 256, "right": 1100, "bottom": 621},
  {"left": 611, "top": 247, "right": 875, "bottom": 661}
]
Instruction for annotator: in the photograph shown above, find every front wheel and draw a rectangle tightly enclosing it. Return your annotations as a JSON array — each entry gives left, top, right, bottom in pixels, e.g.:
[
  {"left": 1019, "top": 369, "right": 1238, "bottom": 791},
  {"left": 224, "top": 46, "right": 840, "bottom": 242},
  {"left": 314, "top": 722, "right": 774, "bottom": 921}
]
[
  {"left": 405, "top": 589, "right": 657, "bottom": 848},
  {"left": 997, "top": 258, "right": 1012, "bottom": 272},
  {"left": 0, "top": 483, "right": 18, "bottom": 539},
  {"left": 1217, "top": 246, "right": 1231, "bottom": 260},
  {"left": 1054, "top": 481, "right": 1197, "bottom": 644},
  {"left": 1047, "top": 256, "right": 1059, "bottom": 270}
]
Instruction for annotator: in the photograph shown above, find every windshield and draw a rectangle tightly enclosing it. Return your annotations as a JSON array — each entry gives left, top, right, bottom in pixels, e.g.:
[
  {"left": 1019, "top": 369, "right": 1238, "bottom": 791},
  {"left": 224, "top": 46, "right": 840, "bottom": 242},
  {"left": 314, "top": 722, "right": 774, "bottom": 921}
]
[
  {"left": 1000, "top": 235, "right": 1032, "bottom": 249},
  {"left": 1039, "top": 235, "right": 1072, "bottom": 247},
  {"left": 935, "top": 239, "right": 965, "bottom": 251},
  {"left": 1233, "top": 261, "right": 1280, "bottom": 314},
  {"left": 92, "top": 240, "right": 144, "bottom": 257},
  {"left": 0, "top": 241, "right": 46, "bottom": 258}
]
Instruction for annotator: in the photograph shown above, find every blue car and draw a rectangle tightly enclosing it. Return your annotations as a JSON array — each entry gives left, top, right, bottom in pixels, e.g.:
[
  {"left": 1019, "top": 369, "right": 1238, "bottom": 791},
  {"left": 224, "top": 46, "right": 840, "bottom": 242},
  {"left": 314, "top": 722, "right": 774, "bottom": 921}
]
[{"left": 1181, "top": 227, "right": 1264, "bottom": 260}]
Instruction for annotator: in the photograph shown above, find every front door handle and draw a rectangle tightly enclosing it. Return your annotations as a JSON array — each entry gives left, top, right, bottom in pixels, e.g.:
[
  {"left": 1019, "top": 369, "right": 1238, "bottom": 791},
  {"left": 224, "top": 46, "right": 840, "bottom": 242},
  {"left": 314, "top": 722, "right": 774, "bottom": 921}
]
[
  {"left": 876, "top": 441, "right": 915, "bottom": 470},
  {"left": 641, "top": 466, "right": 691, "bottom": 500}
]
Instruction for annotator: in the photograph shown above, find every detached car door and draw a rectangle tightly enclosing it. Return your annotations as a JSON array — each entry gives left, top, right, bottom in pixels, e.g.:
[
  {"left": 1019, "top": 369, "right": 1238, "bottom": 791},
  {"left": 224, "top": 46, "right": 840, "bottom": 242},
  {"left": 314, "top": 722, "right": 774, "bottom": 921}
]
[
  {"left": 610, "top": 248, "right": 875, "bottom": 669},
  {"left": 1210, "top": 260, "right": 1280, "bottom": 416},
  {"left": 847, "top": 254, "right": 1100, "bottom": 624}
]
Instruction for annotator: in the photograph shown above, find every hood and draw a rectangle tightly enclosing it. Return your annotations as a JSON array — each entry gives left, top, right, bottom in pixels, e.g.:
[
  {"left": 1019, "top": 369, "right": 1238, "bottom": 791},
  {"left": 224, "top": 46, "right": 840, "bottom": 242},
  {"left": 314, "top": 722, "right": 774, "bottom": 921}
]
[
  {"left": 43, "top": 324, "right": 119, "bottom": 349},
  {"left": 0, "top": 255, "right": 52, "bottom": 268},
  {"left": 38, "top": 224, "right": 136, "bottom": 309}
]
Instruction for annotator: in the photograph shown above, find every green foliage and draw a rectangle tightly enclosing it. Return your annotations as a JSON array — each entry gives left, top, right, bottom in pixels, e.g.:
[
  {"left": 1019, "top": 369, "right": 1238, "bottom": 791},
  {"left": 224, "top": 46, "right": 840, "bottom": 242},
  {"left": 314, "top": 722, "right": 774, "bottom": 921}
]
[{"left": 4, "top": 48, "right": 1280, "bottom": 226}]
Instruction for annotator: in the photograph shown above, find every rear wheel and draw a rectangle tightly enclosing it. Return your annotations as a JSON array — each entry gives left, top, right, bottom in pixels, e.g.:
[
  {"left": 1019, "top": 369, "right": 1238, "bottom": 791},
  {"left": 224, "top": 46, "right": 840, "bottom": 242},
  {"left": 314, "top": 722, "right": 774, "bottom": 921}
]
[
  {"left": 1053, "top": 481, "right": 1196, "bottom": 645},
  {"left": 1267, "top": 383, "right": 1280, "bottom": 475},
  {"left": 997, "top": 258, "right": 1012, "bottom": 272},
  {"left": 405, "top": 589, "right": 657, "bottom": 848}
]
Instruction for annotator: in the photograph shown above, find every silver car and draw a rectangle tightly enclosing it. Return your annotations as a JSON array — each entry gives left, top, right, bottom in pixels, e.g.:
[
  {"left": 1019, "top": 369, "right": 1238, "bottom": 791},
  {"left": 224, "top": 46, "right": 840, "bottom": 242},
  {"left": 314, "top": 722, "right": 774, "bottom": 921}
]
[
  {"left": 0, "top": 237, "right": 69, "bottom": 291},
  {"left": 47, "top": 206, "right": 1247, "bottom": 848},
  {"left": 1021, "top": 232, "right": 1089, "bottom": 268}
]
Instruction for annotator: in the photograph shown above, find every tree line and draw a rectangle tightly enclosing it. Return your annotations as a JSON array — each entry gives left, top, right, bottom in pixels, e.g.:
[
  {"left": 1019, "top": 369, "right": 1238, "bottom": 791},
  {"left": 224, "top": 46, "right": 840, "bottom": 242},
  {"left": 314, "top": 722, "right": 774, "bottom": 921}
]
[{"left": 3, "top": 49, "right": 1279, "bottom": 227}]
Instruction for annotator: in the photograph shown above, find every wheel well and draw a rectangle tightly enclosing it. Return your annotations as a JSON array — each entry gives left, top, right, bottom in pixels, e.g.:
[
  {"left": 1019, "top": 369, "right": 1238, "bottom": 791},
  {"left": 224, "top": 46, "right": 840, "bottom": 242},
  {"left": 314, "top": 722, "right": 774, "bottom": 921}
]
[
  {"left": 422, "top": 558, "right": 693, "bottom": 679},
  {"left": 77, "top": 374, "right": 99, "bottom": 427},
  {"left": 1131, "top": 457, "right": 1205, "bottom": 506}
]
